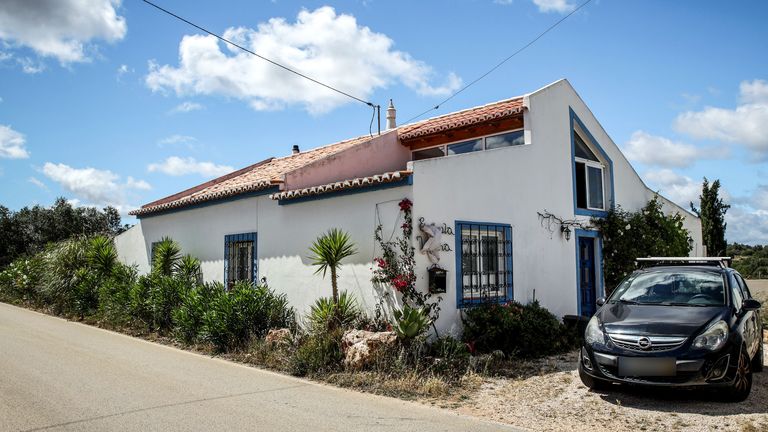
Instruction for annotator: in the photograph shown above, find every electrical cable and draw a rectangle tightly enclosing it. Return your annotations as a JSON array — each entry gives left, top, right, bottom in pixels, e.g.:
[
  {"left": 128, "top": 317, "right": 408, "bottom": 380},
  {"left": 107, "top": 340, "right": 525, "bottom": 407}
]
[
  {"left": 402, "top": 0, "right": 593, "bottom": 125},
  {"left": 140, "top": 0, "right": 376, "bottom": 108}
]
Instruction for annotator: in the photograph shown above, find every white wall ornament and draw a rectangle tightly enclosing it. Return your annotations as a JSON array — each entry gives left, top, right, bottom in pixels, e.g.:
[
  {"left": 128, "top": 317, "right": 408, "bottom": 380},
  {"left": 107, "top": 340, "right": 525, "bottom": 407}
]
[{"left": 418, "top": 220, "right": 443, "bottom": 264}]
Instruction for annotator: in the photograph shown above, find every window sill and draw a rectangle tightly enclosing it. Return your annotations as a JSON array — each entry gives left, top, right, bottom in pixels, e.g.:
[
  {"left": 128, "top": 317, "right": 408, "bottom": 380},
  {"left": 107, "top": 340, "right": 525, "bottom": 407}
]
[{"left": 575, "top": 208, "right": 608, "bottom": 218}]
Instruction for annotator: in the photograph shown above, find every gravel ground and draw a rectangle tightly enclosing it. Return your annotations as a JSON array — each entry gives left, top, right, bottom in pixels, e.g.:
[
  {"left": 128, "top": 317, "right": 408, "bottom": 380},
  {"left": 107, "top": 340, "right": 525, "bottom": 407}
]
[{"left": 442, "top": 281, "right": 768, "bottom": 432}]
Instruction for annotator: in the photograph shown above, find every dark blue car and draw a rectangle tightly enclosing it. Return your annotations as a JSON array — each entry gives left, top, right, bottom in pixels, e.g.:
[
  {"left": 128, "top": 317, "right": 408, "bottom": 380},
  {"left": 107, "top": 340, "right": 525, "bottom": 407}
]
[{"left": 579, "top": 257, "right": 764, "bottom": 401}]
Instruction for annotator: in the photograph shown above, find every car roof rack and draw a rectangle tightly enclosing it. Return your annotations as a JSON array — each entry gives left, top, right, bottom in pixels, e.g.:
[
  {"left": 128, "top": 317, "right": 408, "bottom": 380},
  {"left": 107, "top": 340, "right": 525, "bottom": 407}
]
[{"left": 636, "top": 257, "right": 732, "bottom": 269}]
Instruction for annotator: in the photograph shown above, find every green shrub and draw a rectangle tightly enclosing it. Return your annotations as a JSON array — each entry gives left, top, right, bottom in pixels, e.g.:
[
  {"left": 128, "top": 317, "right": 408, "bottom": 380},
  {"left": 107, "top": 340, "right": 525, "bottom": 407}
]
[
  {"left": 0, "top": 255, "right": 44, "bottom": 304},
  {"left": 98, "top": 263, "right": 138, "bottom": 326},
  {"left": 176, "top": 254, "right": 202, "bottom": 285},
  {"left": 40, "top": 237, "right": 90, "bottom": 313},
  {"left": 151, "top": 237, "right": 181, "bottom": 276},
  {"left": 129, "top": 274, "right": 154, "bottom": 328},
  {"left": 201, "top": 282, "right": 295, "bottom": 352},
  {"left": 148, "top": 275, "right": 187, "bottom": 332},
  {"left": 462, "top": 300, "right": 568, "bottom": 359},
  {"left": 173, "top": 282, "right": 225, "bottom": 344},
  {"left": 393, "top": 305, "right": 430, "bottom": 340},
  {"left": 290, "top": 328, "right": 343, "bottom": 376},
  {"left": 307, "top": 291, "right": 361, "bottom": 332}
]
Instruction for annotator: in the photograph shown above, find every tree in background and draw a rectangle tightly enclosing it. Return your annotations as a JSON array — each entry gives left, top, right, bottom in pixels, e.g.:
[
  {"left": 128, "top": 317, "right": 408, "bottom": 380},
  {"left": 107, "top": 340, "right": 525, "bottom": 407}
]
[
  {"left": 691, "top": 178, "right": 730, "bottom": 256},
  {"left": 0, "top": 198, "right": 128, "bottom": 268},
  {"left": 727, "top": 243, "right": 768, "bottom": 279},
  {"left": 593, "top": 196, "right": 692, "bottom": 293}
]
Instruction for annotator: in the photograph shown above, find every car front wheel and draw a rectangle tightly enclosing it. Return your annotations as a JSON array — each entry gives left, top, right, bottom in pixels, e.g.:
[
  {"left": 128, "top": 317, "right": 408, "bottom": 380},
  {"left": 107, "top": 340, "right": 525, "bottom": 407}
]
[
  {"left": 752, "top": 343, "right": 764, "bottom": 373},
  {"left": 723, "top": 350, "right": 752, "bottom": 402},
  {"left": 578, "top": 362, "right": 608, "bottom": 391}
]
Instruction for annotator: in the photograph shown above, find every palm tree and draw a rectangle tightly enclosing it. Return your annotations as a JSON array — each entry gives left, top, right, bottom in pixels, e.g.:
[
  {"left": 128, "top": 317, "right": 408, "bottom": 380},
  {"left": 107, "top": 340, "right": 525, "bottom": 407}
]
[{"left": 308, "top": 229, "right": 357, "bottom": 305}]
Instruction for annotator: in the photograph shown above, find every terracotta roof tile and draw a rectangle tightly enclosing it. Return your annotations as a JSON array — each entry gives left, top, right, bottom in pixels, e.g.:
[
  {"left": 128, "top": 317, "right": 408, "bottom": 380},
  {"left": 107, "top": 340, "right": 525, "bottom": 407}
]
[
  {"left": 269, "top": 170, "right": 412, "bottom": 201},
  {"left": 130, "top": 135, "right": 371, "bottom": 216},
  {"left": 398, "top": 97, "right": 524, "bottom": 141}
]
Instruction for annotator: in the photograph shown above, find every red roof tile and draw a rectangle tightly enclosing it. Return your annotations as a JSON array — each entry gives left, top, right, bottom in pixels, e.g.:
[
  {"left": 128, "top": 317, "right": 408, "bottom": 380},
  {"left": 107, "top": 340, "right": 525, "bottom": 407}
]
[
  {"left": 269, "top": 170, "right": 412, "bottom": 201},
  {"left": 398, "top": 97, "right": 524, "bottom": 141},
  {"left": 130, "top": 135, "right": 371, "bottom": 216}
]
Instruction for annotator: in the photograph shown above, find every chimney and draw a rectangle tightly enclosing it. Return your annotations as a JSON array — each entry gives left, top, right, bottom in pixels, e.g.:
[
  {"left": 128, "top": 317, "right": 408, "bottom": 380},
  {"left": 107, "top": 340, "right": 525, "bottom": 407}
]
[
  {"left": 386, "top": 99, "right": 396, "bottom": 129},
  {"left": 292, "top": 144, "right": 300, "bottom": 155}
]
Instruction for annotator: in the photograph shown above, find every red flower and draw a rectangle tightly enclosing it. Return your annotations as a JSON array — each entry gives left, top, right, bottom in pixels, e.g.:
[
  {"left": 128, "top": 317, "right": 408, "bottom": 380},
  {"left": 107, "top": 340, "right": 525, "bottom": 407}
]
[
  {"left": 374, "top": 258, "right": 387, "bottom": 268},
  {"left": 398, "top": 198, "right": 412, "bottom": 211},
  {"left": 392, "top": 274, "right": 409, "bottom": 291}
]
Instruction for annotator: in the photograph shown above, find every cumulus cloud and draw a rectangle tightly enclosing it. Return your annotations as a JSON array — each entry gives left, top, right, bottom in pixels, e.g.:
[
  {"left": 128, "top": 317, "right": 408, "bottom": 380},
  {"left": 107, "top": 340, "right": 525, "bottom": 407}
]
[
  {"left": 147, "top": 156, "right": 233, "bottom": 178},
  {"left": 532, "top": 0, "right": 576, "bottom": 13},
  {"left": 42, "top": 162, "right": 149, "bottom": 213},
  {"left": 643, "top": 169, "right": 702, "bottom": 208},
  {"left": 623, "top": 130, "right": 727, "bottom": 168},
  {"left": 0, "top": 124, "right": 30, "bottom": 159},
  {"left": 674, "top": 79, "right": 768, "bottom": 160},
  {"left": 0, "top": 0, "right": 126, "bottom": 64},
  {"left": 169, "top": 101, "right": 204, "bottom": 114},
  {"left": 145, "top": 6, "right": 461, "bottom": 114}
]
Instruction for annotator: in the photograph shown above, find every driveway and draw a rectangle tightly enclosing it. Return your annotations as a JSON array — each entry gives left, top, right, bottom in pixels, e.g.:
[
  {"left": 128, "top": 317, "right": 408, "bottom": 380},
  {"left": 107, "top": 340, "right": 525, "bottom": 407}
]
[{"left": 0, "top": 303, "right": 515, "bottom": 432}]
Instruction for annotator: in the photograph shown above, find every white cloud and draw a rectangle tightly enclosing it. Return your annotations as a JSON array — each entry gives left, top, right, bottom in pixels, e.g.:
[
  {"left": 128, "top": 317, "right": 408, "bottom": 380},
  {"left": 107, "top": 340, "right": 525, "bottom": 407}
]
[
  {"left": 726, "top": 207, "right": 768, "bottom": 245},
  {"left": 169, "top": 101, "right": 204, "bottom": 114},
  {"left": 623, "top": 130, "right": 727, "bottom": 168},
  {"left": 17, "top": 57, "right": 44, "bottom": 74},
  {"left": 674, "top": 79, "right": 768, "bottom": 160},
  {"left": 147, "top": 156, "right": 233, "bottom": 178},
  {"left": 643, "top": 169, "right": 702, "bottom": 208},
  {"left": 28, "top": 176, "right": 48, "bottom": 190},
  {"left": 0, "top": 124, "right": 30, "bottom": 159},
  {"left": 145, "top": 6, "right": 461, "bottom": 114},
  {"left": 0, "top": 0, "right": 126, "bottom": 64},
  {"left": 158, "top": 134, "right": 197, "bottom": 146},
  {"left": 41, "top": 162, "right": 149, "bottom": 213},
  {"left": 739, "top": 79, "right": 768, "bottom": 104},
  {"left": 532, "top": 0, "right": 576, "bottom": 13}
]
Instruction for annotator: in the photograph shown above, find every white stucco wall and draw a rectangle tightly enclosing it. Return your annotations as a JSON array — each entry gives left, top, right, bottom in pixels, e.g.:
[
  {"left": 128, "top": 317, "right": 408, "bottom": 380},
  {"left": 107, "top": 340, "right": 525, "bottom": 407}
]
[
  {"left": 121, "top": 186, "right": 411, "bottom": 326},
  {"left": 115, "top": 79, "right": 702, "bottom": 335}
]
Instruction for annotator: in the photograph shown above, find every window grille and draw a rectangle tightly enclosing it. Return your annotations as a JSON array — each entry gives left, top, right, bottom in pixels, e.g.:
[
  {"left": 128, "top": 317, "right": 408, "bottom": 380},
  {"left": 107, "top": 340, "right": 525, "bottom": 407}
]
[
  {"left": 224, "top": 233, "right": 257, "bottom": 288},
  {"left": 456, "top": 222, "right": 513, "bottom": 307}
]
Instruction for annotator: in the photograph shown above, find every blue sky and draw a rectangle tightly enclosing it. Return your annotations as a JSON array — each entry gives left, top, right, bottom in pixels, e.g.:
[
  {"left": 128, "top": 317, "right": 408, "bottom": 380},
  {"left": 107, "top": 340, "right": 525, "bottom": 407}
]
[{"left": 1, "top": 0, "right": 767, "bottom": 244}]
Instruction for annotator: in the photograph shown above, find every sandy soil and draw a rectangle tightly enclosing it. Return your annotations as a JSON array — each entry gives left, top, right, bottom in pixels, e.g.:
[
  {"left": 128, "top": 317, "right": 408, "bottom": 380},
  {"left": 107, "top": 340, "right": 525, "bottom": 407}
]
[
  {"left": 447, "top": 348, "right": 768, "bottom": 432},
  {"left": 442, "top": 283, "right": 768, "bottom": 432}
]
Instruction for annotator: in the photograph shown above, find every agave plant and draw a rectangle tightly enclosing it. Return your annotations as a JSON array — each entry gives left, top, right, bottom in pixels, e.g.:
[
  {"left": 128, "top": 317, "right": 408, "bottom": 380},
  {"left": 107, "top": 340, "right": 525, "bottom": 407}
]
[
  {"left": 152, "top": 237, "right": 181, "bottom": 277},
  {"left": 308, "top": 229, "right": 357, "bottom": 305},
  {"left": 393, "top": 305, "right": 431, "bottom": 340}
]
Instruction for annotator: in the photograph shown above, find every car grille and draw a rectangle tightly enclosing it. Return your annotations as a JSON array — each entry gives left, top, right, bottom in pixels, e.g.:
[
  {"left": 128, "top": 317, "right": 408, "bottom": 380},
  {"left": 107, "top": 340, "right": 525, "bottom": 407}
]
[{"left": 607, "top": 333, "right": 686, "bottom": 352}]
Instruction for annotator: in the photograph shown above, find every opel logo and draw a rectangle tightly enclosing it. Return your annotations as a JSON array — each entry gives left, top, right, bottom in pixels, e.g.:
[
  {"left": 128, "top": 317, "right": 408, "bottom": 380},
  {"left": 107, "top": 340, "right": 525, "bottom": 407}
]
[{"left": 638, "top": 337, "right": 652, "bottom": 349}]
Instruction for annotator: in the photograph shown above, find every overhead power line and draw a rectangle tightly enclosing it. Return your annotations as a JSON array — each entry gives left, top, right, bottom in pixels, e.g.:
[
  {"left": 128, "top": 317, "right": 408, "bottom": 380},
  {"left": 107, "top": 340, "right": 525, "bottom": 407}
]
[
  {"left": 403, "top": 0, "right": 593, "bottom": 125},
  {"left": 140, "top": 0, "right": 375, "bottom": 108}
]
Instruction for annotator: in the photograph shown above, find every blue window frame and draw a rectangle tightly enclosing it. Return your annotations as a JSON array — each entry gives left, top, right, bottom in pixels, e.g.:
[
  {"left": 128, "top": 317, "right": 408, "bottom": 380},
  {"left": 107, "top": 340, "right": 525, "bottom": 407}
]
[
  {"left": 455, "top": 221, "right": 513, "bottom": 308},
  {"left": 569, "top": 108, "right": 614, "bottom": 218},
  {"left": 224, "top": 232, "right": 257, "bottom": 288}
]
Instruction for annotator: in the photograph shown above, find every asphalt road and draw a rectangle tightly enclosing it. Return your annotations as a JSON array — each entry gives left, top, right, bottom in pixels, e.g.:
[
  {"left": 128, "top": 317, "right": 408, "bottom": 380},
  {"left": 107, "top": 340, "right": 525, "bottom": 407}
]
[{"left": 0, "top": 303, "right": 515, "bottom": 432}]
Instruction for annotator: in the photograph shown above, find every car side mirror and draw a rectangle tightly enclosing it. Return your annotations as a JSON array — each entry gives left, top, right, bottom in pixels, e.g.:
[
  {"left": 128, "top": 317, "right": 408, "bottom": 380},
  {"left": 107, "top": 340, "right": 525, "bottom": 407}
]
[
  {"left": 596, "top": 297, "right": 606, "bottom": 307},
  {"left": 742, "top": 299, "right": 761, "bottom": 312}
]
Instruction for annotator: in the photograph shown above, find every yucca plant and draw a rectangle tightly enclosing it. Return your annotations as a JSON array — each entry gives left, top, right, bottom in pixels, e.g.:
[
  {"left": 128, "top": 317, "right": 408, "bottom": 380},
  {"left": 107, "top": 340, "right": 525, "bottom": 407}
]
[
  {"left": 308, "top": 228, "right": 357, "bottom": 305},
  {"left": 308, "top": 291, "right": 360, "bottom": 332},
  {"left": 88, "top": 235, "right": 117, "bottom": 279},
  {"left": 176, "top": 254, "right": 202, "bottom": 285},
  {"left": 393, "top": 304, "right": 431, "bottom": 340},
  {"left": 152, "top": 237, "right": 181, "bottom": 276}
]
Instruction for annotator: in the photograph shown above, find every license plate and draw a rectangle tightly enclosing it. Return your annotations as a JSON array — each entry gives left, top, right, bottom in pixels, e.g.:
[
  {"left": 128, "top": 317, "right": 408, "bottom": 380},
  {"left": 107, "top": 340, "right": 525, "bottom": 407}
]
[{"left": 618, "top": 357, "right": 676, "bottom": 377}]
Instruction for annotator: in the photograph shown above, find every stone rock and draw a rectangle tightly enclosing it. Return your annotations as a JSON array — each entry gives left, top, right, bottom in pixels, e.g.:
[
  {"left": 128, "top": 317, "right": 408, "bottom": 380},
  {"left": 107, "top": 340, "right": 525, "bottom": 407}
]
[
  {"left": 265, "top": 328, "right": 291, "bottom": 345},
  {"left": 341, "top": 329, "right": 397, "bottom": 369}
]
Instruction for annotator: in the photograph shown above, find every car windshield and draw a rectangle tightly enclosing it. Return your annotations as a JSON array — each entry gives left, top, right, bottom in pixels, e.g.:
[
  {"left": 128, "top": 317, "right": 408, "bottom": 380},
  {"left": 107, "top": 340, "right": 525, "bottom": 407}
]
[{"left": 610, "top": 269, "right": 726, "bottom": 306}]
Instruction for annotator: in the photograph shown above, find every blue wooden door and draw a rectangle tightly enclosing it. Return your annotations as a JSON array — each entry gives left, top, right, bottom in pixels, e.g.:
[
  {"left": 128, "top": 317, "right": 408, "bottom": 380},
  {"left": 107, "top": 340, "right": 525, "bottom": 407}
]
[{"left": 578, "top": 237, "right": 597, "bottom": 316}]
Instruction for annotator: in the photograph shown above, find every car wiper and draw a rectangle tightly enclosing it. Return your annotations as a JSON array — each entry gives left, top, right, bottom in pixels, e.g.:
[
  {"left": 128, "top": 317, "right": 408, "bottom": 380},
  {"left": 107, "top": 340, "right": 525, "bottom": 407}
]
[
  {"left": 659, "top": 302, "right": 710, "bottom": 307},
  {"left": 613, "top": 299, "right": 640, "bottom": 305}
]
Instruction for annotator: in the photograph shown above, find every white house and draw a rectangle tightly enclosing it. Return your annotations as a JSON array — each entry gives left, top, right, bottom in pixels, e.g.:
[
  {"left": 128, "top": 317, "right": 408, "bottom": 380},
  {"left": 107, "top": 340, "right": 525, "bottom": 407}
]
[{"left": 115, "top": 79, "right": 703, "bottom": 335}]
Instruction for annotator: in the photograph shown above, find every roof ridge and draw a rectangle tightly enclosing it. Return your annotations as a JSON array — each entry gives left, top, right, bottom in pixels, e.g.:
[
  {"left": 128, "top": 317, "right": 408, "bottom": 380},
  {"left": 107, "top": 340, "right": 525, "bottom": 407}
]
[{"left": 270, "top": 133, "right": 373, "bottom": 162}]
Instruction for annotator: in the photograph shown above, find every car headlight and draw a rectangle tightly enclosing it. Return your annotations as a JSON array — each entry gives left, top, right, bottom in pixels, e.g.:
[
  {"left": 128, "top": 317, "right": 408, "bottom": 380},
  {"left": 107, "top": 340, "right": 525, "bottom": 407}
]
[
  {"left": 585, "top": 316, "right": 605, "bottom": 345},
  {"left": 692, "top": 320, "right": 728, "bottom": 351}
]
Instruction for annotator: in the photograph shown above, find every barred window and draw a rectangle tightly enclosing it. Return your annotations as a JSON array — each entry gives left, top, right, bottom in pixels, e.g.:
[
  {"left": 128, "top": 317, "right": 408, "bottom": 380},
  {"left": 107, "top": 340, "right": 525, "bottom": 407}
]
[
  {"left": 225, "top": 233, "right": 257, "bottom": 288},
  {"left": 457, "top": 222, "right": 513, "bottom": 307}
]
